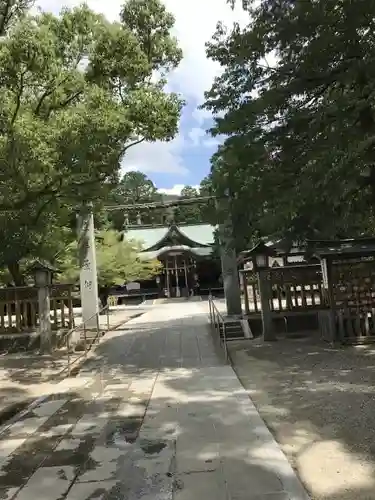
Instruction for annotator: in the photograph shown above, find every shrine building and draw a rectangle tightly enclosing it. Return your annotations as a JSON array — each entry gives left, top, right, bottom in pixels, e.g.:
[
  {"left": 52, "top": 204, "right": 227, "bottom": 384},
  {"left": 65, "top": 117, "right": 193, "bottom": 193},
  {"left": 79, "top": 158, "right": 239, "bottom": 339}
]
[{"left": 124, "top": 223, "right": 222, "bottom": 297}]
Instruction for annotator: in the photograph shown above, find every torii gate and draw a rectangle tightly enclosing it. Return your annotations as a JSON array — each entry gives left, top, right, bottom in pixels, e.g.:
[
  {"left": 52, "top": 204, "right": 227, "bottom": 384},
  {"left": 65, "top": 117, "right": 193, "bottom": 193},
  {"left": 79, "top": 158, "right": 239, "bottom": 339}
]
[{"left": 78, "top": 194, "right": 242, "bottom": 327}]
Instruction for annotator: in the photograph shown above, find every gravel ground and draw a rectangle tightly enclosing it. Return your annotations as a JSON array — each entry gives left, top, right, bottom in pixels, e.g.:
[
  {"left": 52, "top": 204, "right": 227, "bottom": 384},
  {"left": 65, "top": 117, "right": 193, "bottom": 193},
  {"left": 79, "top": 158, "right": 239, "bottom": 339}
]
[{"left": 228, "top": 335, "right": 375, "bottom": 500}]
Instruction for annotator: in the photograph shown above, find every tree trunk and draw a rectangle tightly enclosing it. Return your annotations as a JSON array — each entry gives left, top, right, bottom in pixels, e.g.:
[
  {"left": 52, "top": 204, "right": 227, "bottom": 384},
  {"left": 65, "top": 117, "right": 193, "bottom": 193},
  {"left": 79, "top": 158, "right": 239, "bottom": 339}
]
[{"left": 7, "top": 261, "right": 25, "bottom": 286}]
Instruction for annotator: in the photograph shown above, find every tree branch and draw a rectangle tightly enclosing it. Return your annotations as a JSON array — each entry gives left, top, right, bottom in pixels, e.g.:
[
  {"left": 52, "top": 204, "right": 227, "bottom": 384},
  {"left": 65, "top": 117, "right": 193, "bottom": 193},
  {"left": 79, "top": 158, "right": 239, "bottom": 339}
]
[
  {"left": 11, "top": 70, "right": 26, "bottom": 125},
  {"left": 0, "top": 0, "right": 11, "bottom": 36},
  {"left": 34, "top": 76, "right": 71, "bottom": 116},
  {"left": 31, "top": 194, "right": 57, "bottom": 226},
  {"left": 119, "top": 137, "right": 145, "bottom": 158},
  {"left": 45, "top": 89, "right": 84, "bottom": 118}
]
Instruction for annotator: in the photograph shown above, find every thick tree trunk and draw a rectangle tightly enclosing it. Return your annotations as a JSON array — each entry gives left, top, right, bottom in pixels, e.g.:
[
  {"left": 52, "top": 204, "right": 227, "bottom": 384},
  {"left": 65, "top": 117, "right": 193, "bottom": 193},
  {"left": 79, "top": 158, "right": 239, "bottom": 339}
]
[{"left": 7, "top": 261, "right": 25, "bottom": 286}]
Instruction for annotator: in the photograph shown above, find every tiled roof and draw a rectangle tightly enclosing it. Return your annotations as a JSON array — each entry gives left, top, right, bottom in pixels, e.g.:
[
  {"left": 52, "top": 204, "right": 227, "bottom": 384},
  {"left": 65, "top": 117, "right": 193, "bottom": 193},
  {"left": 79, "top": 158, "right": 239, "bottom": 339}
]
[
  {"left": 125, "top": 227, "right": 169, "bottom": 250},
  {"left": 139, "top": 245, "right": 213, "bottom": 260},
  {"left": 179, "top": 224, "right": 215, "bottom": 246},
  {"left": 125, "top": 224, "right": 215, "bottom": 251}
]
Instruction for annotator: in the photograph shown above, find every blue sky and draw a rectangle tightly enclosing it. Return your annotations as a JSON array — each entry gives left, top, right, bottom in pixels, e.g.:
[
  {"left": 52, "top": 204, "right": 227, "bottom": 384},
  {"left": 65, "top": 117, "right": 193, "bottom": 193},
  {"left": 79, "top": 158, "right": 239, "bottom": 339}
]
[
  {"left": 35, "top": 0, "right": 247, "bottom": 195},
  {"left": 123, "top": 100, "right": 221, "bottom": 193}
]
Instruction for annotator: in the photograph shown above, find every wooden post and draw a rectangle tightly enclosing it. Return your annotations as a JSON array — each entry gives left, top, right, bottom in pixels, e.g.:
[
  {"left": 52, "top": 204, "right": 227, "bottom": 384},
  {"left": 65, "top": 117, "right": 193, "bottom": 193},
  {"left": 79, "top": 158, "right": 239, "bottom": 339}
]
[
  {"left": 242, "top": 271, "right": 251, "bottom": 316},
  {"left": 323, "top": 257, "right": 337, "bottom": 343},
  {"left": 183, "top": 258, "right": 188, "bottom": 295},
  {"left": 166, "top": 259, "right": 170, "bottom": 297},
  {"left": 258, "top": 269, "right": 275, "bottom": 341},
  {"left": 174, "top": 255, "right": 180, "bottom": 297}
]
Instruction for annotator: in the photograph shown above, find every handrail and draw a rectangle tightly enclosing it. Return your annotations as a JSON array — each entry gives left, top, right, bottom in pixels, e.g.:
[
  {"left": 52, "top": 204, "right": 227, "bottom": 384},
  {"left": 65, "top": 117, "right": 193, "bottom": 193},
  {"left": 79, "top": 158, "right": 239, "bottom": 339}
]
[
  {"left": 208, "top": 293, "right": 228, "bottom": 360},
  {"left": 64, "top": 304, "right": 110, "bottom": 376}
]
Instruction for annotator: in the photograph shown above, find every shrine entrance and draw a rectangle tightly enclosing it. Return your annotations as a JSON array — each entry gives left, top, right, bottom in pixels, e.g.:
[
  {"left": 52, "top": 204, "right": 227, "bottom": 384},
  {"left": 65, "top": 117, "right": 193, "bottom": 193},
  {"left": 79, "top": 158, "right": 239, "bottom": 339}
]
[{"left": 161, "top": 252, "right": 197, "bottom": 298}]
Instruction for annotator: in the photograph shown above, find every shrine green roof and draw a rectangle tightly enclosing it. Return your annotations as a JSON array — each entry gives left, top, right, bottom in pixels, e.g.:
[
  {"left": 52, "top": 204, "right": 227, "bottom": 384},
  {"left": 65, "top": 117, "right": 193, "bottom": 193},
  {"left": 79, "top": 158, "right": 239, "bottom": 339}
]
[
  {"left": 125, "top": 227, "right": 168, "bottom": 250},
  {"left": 139, "top": 246, "right": 213, "bottom": 260},
  {"left": 125, "top": 223, "right": 215, "bottom": 251}
]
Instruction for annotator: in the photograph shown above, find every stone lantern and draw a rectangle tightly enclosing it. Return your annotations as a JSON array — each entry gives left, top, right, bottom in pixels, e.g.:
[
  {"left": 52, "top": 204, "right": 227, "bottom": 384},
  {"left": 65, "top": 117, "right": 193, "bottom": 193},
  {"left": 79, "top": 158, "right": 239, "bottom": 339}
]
[
  {"left": 29, "top": 260, "right": 58, "bottom": 354},
  {"left": 239, "top": 241, "right": 275, "bottom": 271},
  {"left": 30, "top": 260, "right": 56, "bottom": 287},
  {"left": 239, "top": 242, "right": 276, "bottom": 340}
]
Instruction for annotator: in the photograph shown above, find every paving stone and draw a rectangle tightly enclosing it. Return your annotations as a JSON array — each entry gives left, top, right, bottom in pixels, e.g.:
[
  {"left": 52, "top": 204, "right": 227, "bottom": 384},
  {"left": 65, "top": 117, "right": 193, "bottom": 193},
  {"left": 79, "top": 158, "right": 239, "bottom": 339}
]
[
  {"left": 176, "top": 434, "right": 220, "bottom": 474},
  {"left": 32, "top": 399, "right": 68, "bottom": 418},
  {"left": 0, "top": 439, "right": 25, "bottom": 461},
  {"left": 222, "top": 458, "right": 284, "bottom": 497},
  {"left": 69, "top": 414, "right": 109, "bottom": 438},
  {"left": 77, "top": 445, "right": 125, "bottom": 482},
  {"left": 0, "top": 487, "right": 19, "bottom": 500},
  {"left": 1, "top": 417, "right": 50, "bottom": 440},
  {"left": 13, "top": 466, "right": 75, "bottom": 500},
  {"left": 0, "top": 301, "right": 310, "bottom": 500},
  {"left": 173, "top": 470, "right": 228, "bottom": 500},
  {"left": 245, "top": 494, "right": 291, "bottom": 500},
  {"left": 61, "top": 480, "right": 117, "bottom": 500}
]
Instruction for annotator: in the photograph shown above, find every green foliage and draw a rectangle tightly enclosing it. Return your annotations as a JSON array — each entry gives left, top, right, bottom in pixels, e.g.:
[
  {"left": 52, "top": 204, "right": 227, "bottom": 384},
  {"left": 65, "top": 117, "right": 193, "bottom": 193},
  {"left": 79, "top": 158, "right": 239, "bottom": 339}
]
[
  {"left": 108, "top": 171, "right": 163, "bottom": 230},
  {"left": 108, "top": 173, "right": 213, "bottom": 229},
  {"left": 199, "top": 176, "right": 217, "bottom": 226},
  {"left": 173, "top": 186, "right": 201, "bottom": 224},
  {"left": 203, "top": 0, "right": 375, "bottom": 243},
  {"left": 0, "top": 0, "right": 183, "bottom": 273},
  {"left": 171, "top": 183, "right": 217, "bottom": 225},
  {"left": 57, "top": 230, "right": 161, "bottom": 287},
  {"left": 0, "top": 0, "right": 31, "bottom": 35}
]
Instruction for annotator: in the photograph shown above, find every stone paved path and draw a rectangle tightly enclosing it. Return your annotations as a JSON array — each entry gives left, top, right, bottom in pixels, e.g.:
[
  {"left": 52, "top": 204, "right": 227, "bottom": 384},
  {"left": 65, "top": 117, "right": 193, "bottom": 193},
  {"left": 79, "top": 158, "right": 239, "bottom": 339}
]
[
  {"left": 0, "top": 300, "right": 309, "bottom": 500},
  {"left": 0, "top": 306, "right": 145, "bottom": 420}
]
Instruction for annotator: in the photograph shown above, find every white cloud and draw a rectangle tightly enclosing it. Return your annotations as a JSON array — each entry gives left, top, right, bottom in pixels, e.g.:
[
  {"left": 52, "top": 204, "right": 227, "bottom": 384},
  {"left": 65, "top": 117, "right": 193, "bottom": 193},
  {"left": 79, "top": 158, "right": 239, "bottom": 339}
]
[
  {"left": 189, "top": 127, "right": 205, "bottom": 146},
  {"left": 192, "top": 107, "right": 213, "bottom": 126},
  {"left": 164, "top": 0, "right": 248, "bottom": 104},
  {"left": 189, "top": 127, "right": 221, "bottom": 148},
  {"left": 121, "top": 135, "right": 188, "bottom": 175},
  {"left": 159, "top": 184, "right": 199, "bottom": 196},
  {"left": 34, "top": 0, "right": 248, "bottom": 177}
]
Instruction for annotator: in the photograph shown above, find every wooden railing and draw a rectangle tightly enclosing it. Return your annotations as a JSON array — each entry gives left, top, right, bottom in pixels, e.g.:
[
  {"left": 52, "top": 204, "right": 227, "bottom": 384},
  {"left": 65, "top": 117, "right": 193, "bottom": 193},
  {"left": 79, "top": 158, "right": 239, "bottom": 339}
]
[
  {"left": 0, "top": 284, "right": 74, "bottom": 333},
  {"left": 242, "top": 270, "right": 261, "bottom": 313}
]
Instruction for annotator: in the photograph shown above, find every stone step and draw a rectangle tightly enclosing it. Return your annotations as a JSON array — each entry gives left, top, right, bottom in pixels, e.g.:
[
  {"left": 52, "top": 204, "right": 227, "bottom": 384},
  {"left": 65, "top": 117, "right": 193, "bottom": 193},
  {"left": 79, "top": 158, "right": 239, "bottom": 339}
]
[{"left": 218, "top": 320, "right": 245, "bottom": 340}]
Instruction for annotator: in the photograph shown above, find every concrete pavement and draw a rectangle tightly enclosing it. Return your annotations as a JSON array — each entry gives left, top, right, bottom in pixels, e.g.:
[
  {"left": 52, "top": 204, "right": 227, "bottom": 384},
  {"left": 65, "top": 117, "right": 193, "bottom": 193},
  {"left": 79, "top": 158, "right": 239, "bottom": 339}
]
[{"left": 0, "top": 300, "right": 309, "bottom": 500}]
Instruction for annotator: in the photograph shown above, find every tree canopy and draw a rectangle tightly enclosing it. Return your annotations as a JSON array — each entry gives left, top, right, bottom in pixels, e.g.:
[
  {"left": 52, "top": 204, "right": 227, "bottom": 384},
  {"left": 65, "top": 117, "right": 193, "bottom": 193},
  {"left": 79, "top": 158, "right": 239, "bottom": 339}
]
[
  {"left": 0, "top": 0, "right": 183, "bottom": 281},
  {"left": 108, "top": 171, "right": 163, "bottom": 230},
  {"left": 57, "top": 229, "right": 161, "bottom": 287},
  {"left": 203, "top": 0, "right": 375, "bottom": 244},
  {"left": 173, "top": 186, "right": 202, "bottom": 224},
  {"left": 107, "top": 172, "right": 214, "bottom": 229}
]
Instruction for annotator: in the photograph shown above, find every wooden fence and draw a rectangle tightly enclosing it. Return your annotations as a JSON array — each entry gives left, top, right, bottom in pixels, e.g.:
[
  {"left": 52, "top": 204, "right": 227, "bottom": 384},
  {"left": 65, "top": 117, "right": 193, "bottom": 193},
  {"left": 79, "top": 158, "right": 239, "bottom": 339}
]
[
  {"left": 329, "top": 259, "right": 375, "bottom": 344},
  {"left": 0, "top": 284, "right": 74, "bottom": 333},
  {"left": 243, "top": 265, "right": 326, "bottom": 315}
]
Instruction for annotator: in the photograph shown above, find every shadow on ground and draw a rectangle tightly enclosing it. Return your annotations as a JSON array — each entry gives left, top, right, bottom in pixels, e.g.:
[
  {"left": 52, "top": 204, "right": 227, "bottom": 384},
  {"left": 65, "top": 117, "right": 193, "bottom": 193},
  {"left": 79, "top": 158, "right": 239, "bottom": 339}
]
[
  {"left": 0, "top": 310, "right": 142, "bottom": 387},
  {"left": 0, "top": 386, "right": 33, "bottom": 426},
  {"left": 228, "top": 334, "right": 375, "bottom": 500},
  {"left": 65, "top": 315, "right": 375, "bottom": 499},
  {"left": 2, "top": 313, "right": 375, "bottom": 499}
]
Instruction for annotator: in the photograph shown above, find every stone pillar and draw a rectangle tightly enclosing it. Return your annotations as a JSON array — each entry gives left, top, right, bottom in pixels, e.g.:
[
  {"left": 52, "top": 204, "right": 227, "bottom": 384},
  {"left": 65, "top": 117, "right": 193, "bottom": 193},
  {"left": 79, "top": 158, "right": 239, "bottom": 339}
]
[
  {"left": 218, "top": 201, "right": 242, "bottom": 317},
  {"left": 38, "top": 284, "right": 51, "bottom": 353},
  {"left": 78, "top": 204, "right": 99, "bottom": 329}
]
